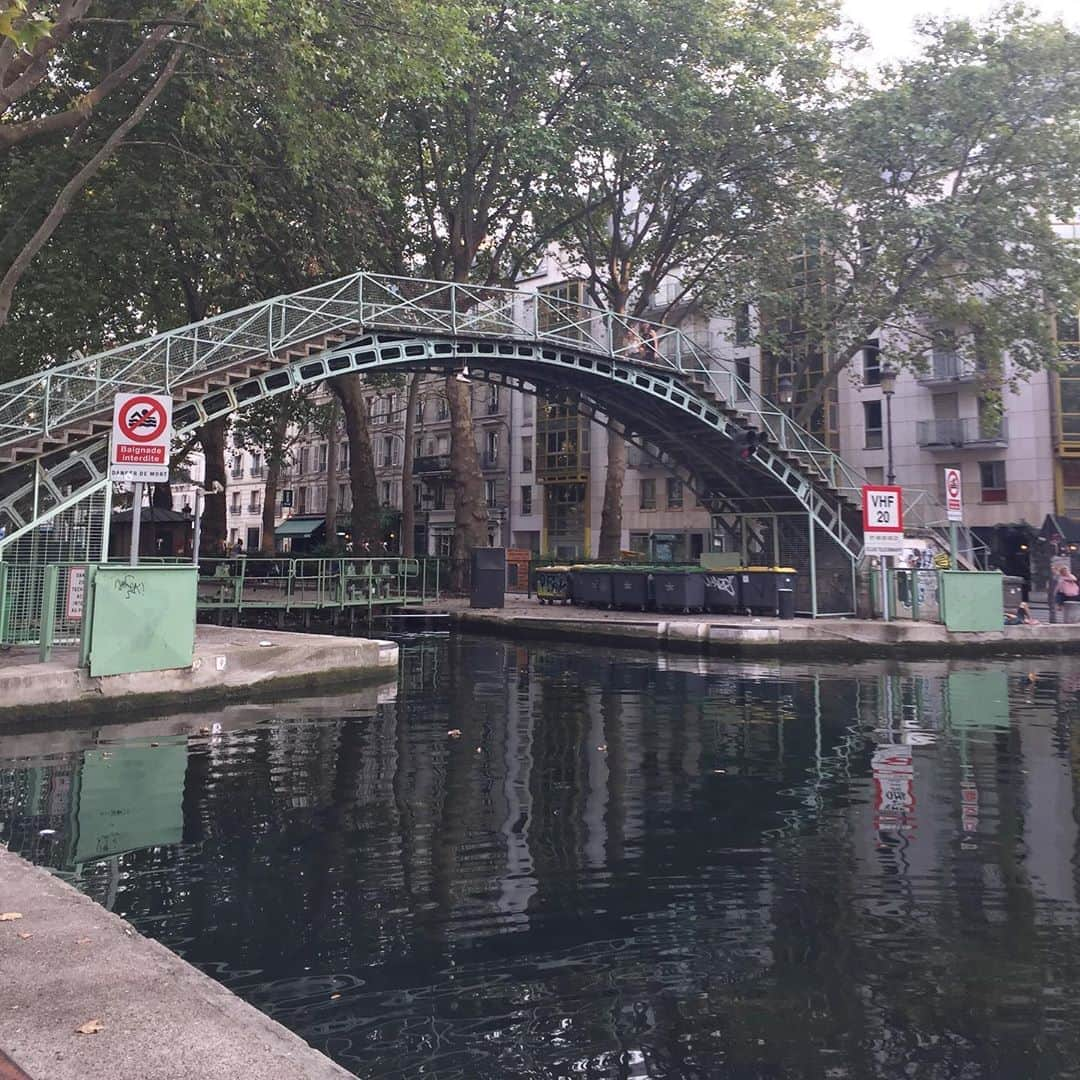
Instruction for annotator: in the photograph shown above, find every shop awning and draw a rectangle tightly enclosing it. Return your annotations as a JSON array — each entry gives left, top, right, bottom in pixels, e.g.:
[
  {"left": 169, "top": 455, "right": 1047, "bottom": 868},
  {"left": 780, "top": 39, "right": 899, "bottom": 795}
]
[{"left": 274, "top": 517, "right": 325, "bottom": 538}]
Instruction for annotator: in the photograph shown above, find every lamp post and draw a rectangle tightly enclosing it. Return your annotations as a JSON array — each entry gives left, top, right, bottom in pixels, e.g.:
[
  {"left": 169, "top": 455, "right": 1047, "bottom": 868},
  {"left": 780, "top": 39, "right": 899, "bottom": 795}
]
[{"left": 880, "top": 364, "right": 897, "bottom": 486}]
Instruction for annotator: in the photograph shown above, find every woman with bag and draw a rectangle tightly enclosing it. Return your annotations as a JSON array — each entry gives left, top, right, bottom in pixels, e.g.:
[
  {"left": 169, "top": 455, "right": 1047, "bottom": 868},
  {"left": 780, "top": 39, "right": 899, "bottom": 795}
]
[{"left": 1053, "top": 563, "right": 1079, "bottom": 613}]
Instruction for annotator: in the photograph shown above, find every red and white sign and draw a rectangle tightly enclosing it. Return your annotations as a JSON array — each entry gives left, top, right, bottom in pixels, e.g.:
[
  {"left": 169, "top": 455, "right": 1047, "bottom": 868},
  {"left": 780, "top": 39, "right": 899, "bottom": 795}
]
[
  {"left": 110, "top": 393, "right": 172, "bottom": 483},
  {"left": 862, "top": 485, "right": 904, "bottom": 556},
  {"left": 944, "top": 467, "right": 963, "bottom": 522},
  {"left": 873, "top": 743, "right": 915, "bottom": 833}
]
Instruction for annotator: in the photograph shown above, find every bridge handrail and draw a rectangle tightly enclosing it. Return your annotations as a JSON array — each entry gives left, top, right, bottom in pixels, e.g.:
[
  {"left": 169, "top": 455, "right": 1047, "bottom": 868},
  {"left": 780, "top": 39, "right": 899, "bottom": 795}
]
[{"left": 0, "top": 270, "right": 985, "bottom": 564}]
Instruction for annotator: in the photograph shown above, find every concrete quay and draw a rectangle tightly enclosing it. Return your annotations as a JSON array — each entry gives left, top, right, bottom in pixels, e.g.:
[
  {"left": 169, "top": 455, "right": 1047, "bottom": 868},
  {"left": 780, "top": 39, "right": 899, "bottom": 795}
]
[
  {"left": 0, "top": 846, "right": 353, "bottom": 1080},
  {"left": 0, "top": 625, "right": 398, "bottom": 722},
  {"left": 437, "top": 598, "right": 1080, "bottom": 658}
]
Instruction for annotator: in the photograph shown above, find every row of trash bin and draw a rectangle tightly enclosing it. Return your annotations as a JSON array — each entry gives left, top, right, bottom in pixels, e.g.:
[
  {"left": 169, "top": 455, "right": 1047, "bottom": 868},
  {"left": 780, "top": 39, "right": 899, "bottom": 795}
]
[{"left": 535, "top": 564, "right": 798, "bottom": 617}]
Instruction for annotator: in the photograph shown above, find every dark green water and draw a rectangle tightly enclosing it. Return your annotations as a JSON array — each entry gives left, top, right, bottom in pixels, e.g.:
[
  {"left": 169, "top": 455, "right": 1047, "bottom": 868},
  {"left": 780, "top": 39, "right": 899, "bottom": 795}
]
[{"left": 5, "top": 637, "right": 1080, "bottom": 1078}]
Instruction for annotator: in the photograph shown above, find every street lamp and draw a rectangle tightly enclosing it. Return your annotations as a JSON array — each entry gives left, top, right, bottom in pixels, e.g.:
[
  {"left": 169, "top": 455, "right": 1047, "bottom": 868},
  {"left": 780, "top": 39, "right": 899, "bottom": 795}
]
[
  {"left": 880, "top": 364, "right": 897, "bottom": 485},
  {"left": 777, "top": 374, "right": 794, "bottom": 413}
]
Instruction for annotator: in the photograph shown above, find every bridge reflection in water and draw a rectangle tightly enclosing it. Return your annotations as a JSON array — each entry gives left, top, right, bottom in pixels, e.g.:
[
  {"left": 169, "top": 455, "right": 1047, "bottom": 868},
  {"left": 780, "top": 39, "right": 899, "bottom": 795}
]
[{"left": 3, "top": 639, "right": 1080, "bottom": 1077}]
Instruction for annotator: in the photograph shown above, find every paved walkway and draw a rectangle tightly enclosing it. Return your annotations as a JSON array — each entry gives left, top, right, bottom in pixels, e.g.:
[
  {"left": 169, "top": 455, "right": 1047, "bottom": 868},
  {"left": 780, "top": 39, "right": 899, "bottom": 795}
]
[
  {"left": 0, "top": 848, "right": 352, "bottom": 1080},
  {"left": 424, "top": 597, "right": 1080, "bottom": 657},
  {"left": 0, "top": 626, "right": 398, "bottom": 721}
]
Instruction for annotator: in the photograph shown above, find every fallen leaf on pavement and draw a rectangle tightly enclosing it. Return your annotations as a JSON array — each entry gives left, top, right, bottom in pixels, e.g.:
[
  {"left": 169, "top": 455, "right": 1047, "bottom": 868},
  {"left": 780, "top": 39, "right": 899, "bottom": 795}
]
[
  {"left": 75, "top": 1019, "right": 104, "bottom": 1035},
  {"left": 0, "top": 913, "right": 23, "bottom": 921},
  {"left": 16, "top": 932, "right": 32, "bottom": 940},
  {"left": 75, "top": 937, "right": 91, "bottom": 945}
]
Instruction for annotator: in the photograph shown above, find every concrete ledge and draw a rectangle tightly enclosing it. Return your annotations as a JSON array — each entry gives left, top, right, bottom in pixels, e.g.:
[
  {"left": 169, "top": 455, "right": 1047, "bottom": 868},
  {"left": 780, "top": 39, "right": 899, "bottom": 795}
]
[
  {"left": 449, "top": 606, "right": 1080, "bottom": 658},
  {"left": 0, "top": 626, "right": 398, "bottom": 722},
  {"left": 0, "top": 847, "right": 353, "bottom": 1080}
]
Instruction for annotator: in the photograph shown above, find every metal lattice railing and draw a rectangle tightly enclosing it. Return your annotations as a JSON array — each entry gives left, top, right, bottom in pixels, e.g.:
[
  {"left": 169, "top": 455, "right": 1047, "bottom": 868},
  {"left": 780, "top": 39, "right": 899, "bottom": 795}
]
[{"left": 0, "top": 271, "right": 984, "bottom": 564}]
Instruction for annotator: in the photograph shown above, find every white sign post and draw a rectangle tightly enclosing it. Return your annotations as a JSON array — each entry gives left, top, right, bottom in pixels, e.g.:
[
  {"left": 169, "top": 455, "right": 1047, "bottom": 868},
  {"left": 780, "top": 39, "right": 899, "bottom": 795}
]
[
  {"left": 110, "top": 393, "right": 172, "bottom": 566},
  {"left": 944, "top": 467, "right": 963, "bottom": 568},
  {"left": 863, "top": 485, "right": 904, "bottom": 620}
]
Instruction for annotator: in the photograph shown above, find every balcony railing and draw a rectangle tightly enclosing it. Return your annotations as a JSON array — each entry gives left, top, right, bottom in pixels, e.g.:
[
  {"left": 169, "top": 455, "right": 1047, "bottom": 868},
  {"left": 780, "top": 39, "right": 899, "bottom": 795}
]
[
  {"left": 413, "top": 454, "right": 452, "bottom": 475},
  {"left": 918, "top": 353, "right": 985, "bottom": 385},
  {"left": 916, "top": 417, "right": 1008, "bottom": 448}
]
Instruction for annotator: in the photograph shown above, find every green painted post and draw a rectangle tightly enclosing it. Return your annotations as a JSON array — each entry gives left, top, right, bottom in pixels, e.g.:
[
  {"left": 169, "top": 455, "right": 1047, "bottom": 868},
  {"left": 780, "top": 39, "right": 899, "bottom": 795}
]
[
  {"left": 807, "top": 514, "right": 818, "bottom": 619},
  {"left": 911, "top": 571, "right": 920, "bottom": 622},
  {"left": 39, "top": 564, "right": 59, "bottom": 663},
  {"left": 0, "top": 563, "right": 8, "bottom": 646},
  {"left": 78, "top": 566, "right": 97, "bottom": 668},
  {"left": 949, "top": 522, "right": 959, "bottom": 569}
]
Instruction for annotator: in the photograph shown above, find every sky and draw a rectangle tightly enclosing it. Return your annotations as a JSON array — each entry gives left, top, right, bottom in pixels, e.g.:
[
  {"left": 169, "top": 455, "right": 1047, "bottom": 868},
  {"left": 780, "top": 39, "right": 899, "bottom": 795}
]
[{"left": 841, "top": 0, "right": 1072, "bottom": 61}]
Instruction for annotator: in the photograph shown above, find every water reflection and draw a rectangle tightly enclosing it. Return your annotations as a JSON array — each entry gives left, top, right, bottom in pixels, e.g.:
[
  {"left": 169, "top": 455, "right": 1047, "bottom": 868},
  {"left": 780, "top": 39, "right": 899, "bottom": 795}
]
[{"left": 3, "top": 641, "right": 1080, "bottom": 1077}]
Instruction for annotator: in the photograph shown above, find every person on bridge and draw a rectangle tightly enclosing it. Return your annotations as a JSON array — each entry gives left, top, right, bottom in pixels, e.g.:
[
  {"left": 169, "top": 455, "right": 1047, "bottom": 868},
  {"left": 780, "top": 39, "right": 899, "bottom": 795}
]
[{"left": 639, "top": 323, "right": 660, "bottom": 363}]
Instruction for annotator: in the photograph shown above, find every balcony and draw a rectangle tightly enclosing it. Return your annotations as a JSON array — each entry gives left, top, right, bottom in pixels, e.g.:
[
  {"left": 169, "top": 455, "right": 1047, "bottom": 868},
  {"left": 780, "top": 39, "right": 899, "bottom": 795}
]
[
  {"left": 917, "top": 353, "right": 985, "bottom": 386},
  {"left": 916, "top": 417, "right": 1009, "bottom": 449},
  {"left": 413, "top": 454, "right": 452, "bottom": 475}
]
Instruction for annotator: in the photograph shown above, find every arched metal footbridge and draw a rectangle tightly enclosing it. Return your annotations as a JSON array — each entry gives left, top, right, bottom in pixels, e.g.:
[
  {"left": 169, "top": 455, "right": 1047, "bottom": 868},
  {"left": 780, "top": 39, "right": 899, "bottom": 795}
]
[{"left": 0, "top": 272, "right": 978, "bottom": 573}]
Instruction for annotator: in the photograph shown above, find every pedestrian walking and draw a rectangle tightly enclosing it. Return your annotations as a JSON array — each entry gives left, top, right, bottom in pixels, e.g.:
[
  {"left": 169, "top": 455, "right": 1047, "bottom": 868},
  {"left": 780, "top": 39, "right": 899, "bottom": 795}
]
[{"left": 1052, "top": 563, "right": 1079, "bottom": 619}]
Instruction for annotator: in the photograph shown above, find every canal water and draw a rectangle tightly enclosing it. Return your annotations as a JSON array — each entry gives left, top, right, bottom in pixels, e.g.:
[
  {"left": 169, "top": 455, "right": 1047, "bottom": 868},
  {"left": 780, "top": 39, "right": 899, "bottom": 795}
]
[{"left": 4, "top": 637, "right": 1080, "bottom": 1078}]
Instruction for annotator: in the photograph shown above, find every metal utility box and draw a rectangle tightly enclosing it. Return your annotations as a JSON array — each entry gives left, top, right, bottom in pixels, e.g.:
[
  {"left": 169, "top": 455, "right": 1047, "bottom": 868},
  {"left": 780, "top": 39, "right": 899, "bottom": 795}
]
[
  {"left": 470, "top": 547, "right": 506, "bottom": 609},
  {"left": 938, "top": 571, "right": 1004, "bottom": 632},
  {"left": 87, "top": 565, "right": 197, "bottom": 677}
]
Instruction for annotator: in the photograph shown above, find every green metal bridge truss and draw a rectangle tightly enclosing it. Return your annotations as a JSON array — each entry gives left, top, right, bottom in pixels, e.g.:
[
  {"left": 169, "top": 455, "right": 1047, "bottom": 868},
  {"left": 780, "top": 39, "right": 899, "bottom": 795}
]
[{"left": 0, "top": 271, "right": 983, "bottom": 566}]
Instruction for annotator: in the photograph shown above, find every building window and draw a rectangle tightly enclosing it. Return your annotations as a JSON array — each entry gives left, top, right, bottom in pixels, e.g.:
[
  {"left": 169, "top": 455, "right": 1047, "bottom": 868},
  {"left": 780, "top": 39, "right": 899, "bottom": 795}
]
[
  {"left": 487, "top": 385, "right": 499, "bottom": 415},
  {"left": 865, "top": 466, "right": 885, "bottom": 486},
  {"left": 437, "top": 397, "right": 449, "bottom": 421},
  {"left": 249, "top": 490, "right": 262, "bottom": 513},
  {"left": 734, "top": 355, "right": 751, "bottom": 398},
  {"left": 340, "top": 442, "right": 349, "bottom": 470},
  {"left": 338, "top": 483, "right": 349, "bottom": 511},
  {"left": 250, "top": 453, "right": 263, "bottom": 478},
  {"left": 485, "top": 430, "right": 498, "bottom": 465},
  {"left": 318, "top": 444, "right": 328, "bottom": 472},
  {"left": 538, "top": 280, "right": 588, "bottom": 340},
  {"left": 521, "top": 436, "right": 533, "bottom": 473},
  {"left": 299, "top": 446, "right": 310, "bottom": 474},
  {"left": 864, "top": 401, "right": 883, "bottom": 450},
  {"left": 522, "top": 395, "right": 534, "bottom": 422},
  {"left": 979, "top": 461, "right": 1007, "bottom": 503},
  {"left": 230, "top": 455, "right": 243, "bottom": 479},
  {"left": 640, "top": 478, "right": 657, "bottom": 510},
  {"left": 863, "top": 339, "right": 881, "bottom": 386},
  {"left": 297, "top": 487, "right": 308, "bottom": 514},
  {"left": 230, "top": 492, "right": 241, "bottom": 514},
  {"left": 382, "top": 436, "right": 395, "bottom": 468},
  {"left": 485, "top": 479, "right": 497, "bottom": 506},
  {"left": 381, "top": 480, "right": 392, "bottom": 506},
  {"left": 734, "top": 302, "right": 751, "bottom": 346},
  {"left": 432, "top": 481, "right": 447, "bottom": 511},
  {"left": 521, "top": 485, "right": 532, "bottom": 515},
  {"left": 413, "top": 483, "right": 423, "bottom": 509},
  {"left": 666, "top": 477, "right": 683, "bottom": 509}
]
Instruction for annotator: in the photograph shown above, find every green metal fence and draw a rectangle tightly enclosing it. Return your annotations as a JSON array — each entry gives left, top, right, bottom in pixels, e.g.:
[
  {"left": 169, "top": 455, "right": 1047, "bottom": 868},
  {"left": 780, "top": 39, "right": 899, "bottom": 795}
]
[
  {"left": 195, "top": 556, "right": 441, "bottom": 615},
  {"left": 0, "top": 560, "right": 89, "bottom": 650}
]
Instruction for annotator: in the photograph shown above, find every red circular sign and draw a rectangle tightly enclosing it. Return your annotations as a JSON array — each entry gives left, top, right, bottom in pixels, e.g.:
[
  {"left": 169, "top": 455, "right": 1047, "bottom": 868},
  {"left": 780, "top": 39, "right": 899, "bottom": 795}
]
[
  {"left": 947, "top": 471, "right": 960, "bottom": 498},
  {"left": 118, "top": 396, "right": 166, "bottom": 443}
]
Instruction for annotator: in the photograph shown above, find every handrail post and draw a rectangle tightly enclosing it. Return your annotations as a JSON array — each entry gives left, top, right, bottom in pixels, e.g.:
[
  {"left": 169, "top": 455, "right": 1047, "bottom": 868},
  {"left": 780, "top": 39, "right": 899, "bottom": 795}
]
[
  {"left": 451, "top": 283, "right": 457, "bottom": 334},
  {"left": 39, "top": 564, "right": 59, "bottom": 663},
  {"left": 41, "top": 374, "right": 50, "bottom": 438}
]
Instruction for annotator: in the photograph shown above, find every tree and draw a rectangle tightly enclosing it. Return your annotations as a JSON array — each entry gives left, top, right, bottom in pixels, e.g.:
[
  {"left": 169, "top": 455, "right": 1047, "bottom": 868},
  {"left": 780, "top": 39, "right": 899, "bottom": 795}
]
[
  {"left": 756, "top": 10, "right": 1080, "bottom": 429},
  {"left": 547, "top": 0, "right": 839, "bottom": 557},
  {"left": 382, "top": 0, "right": 600, "bottom": 585}
]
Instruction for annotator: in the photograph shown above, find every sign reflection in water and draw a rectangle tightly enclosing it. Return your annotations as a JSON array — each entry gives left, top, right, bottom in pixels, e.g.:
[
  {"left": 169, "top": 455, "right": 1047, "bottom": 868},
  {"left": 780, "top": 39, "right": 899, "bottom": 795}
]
[{"left": 3, "top": 642, "right": 1080, "bottom": 1078}]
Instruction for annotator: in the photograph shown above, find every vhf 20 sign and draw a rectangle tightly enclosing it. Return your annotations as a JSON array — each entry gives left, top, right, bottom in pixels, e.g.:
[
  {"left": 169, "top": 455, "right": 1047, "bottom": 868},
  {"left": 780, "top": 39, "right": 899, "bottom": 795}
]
[{"left": 862, "top": 485, "right": 904, "bottom": 556}]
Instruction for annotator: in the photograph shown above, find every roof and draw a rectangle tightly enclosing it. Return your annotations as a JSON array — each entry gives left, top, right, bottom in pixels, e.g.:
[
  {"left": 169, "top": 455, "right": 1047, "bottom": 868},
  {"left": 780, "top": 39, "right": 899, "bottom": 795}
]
[
  {"left": 1040, "top": 514, "right": 1080, "bottom": 544},
  {"left": 275, "top": 516, "right": 325, "bottom": 538},
  {"left": 111, "top": 507, "right": 194, "bottom": 525}
]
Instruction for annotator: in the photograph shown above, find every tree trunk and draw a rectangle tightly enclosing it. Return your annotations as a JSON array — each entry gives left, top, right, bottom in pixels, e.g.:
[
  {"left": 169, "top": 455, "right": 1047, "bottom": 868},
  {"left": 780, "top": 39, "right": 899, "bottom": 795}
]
[
  {"left": 597, "top": 425, "right": 627, "bottom": 560},
  {"left": 446, "top": 373, "right": 489, "bottom": 591},
  {"left": 261, "top": 409, "right": 289, "bottom": 555},
  {"left": 199, "top": 417, "right": 228, "bottom": 554},
  {"left": 597, "top": 302, "right": 631, "bottom": 560},
  {"left": 400, "top": 373, "right": 421, "bottom": 557},
  {"left": 324, "top": 399, "right": 340, "bottom": 550},
  {"left": 328, "top": 373, "right": 381, "bottom": 546}
]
